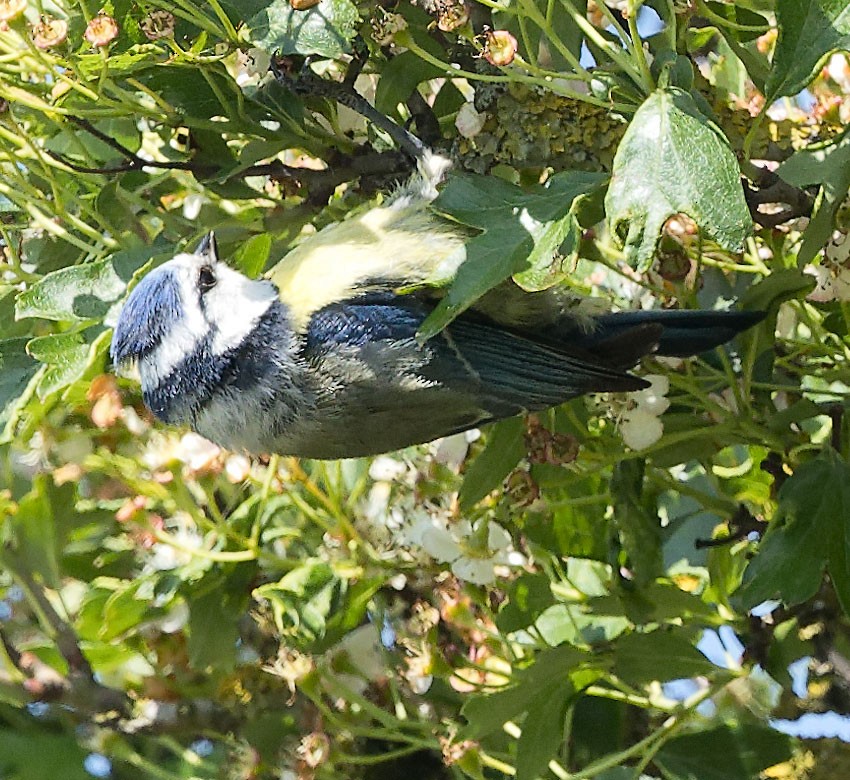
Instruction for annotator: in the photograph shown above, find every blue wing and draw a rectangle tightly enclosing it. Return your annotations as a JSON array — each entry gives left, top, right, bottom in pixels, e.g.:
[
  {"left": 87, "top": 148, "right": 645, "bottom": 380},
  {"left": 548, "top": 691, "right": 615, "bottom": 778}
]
[
  {"left": 294, "top": 295, "right": 761, "bottom": 457},
  {"left": 303, "top": 293, "right": 645, "bottom": 418}
]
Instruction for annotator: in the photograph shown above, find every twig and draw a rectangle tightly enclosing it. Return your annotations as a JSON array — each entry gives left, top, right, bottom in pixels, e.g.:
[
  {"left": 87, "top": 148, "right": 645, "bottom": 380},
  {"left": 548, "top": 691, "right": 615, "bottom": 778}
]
[
  {"left": 743, "top": 169, "right": 814, "bottom": 229},
  {"left": 48, "top": 114, "right": 414, "bottom": 205},
  {"left": 0, "top": 624, "right": 23, "bottom": 671},
  {"left": 694, "top": 504, "right": 761, "bottom": 548},
  {"left": 5, "top": 559, "right": 94, "bottom": 681},
  {"left": 270, "top": 54, "right": 428, "bottom": 160}
]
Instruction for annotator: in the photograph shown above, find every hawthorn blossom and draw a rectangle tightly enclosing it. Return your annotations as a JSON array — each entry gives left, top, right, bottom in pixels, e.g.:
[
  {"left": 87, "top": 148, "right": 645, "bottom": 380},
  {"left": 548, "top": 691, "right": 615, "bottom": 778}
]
[
  {"left": 405, "top": 515, "right": 524, "bottom": 585},
  {"left": 619, "top": 374, "right": 670, "bottom": 450},
  {"left": 84, "top": 14, "right": 118, "bottom": 47}
]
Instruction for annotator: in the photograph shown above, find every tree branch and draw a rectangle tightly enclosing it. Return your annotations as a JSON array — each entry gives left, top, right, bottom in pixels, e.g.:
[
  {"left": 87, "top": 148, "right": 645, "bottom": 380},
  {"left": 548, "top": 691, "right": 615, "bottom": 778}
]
[
  {"left": 743, "top": 168, "right": 815, "bottom": 229},
  {"left": 47, "top": 115, "right": 415, "bottom": 206},
  {"left": 270, "top": 54, "right": 428, "bottom": 161}
]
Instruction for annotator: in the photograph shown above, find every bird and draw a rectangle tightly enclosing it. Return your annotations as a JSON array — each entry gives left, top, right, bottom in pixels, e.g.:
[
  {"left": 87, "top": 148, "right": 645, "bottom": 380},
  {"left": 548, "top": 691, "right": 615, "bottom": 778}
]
[{"left": 110, "top": 154, "right": 764, "bottom": 459}]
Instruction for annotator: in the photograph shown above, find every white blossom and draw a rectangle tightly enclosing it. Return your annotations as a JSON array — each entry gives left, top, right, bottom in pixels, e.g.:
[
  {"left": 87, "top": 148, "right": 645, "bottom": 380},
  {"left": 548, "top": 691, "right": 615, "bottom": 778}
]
[
  {"left": 405, "top": 516, "right": 524, "bottom": 585},
  {"left": 619, "top": 374, "right": 670, "bottom": 450},
  {"left": 455, "top": 102, "right": 486, "bottom": 139}
]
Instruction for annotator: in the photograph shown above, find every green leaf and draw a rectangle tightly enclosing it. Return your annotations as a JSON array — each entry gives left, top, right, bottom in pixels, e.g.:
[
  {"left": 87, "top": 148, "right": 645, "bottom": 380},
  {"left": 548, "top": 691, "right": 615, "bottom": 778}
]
[
  {"left": 0, "top": 337, "right": 40, "bottom": 439},
  {"left": 613, "top": 630, "right": 715, "bottom": 685},
  {"left": 611, "top": 460, "right": 662, "bottom": 585},
  {"left": 739, "top": 268, "right": 816, "bottom": 311},
  {"left": 0, "top": 732, "right": 91, "bottom": 780},
  {"left": 254, "top": 560, "right": 342, "bottom": 643},
  {"left": 188, "top": 563, "right": 256, "bottom": 672},
  {"left": 605, "top": 87, "right": 750, "bottom": 270},
  {"left": 15, "top": 245, "right": 164, "bottom": 324},
  {"left": 77, "top": 579, "right": 153, "bottom": 642},
  {"left": 767, "top": 0, "right": 850, "bottom": 99},
  {"left": 515, "top": 680, "right": 572, "bottom": 780},
  {"left": 234, "top": 233, "right": 273, "bottom": 277},
  {"left": 374, "top": 51, "right": 444, "bottom": 118},
  {"left": 462, "top": 645, "right": 582, "bottom": 737},
  {"left": 494, "top": 0, "right": 586, "bottom": 72},
  {"left": 655, "top": 724, "right": 792, "bottom": 780},
  {"left": 497, "top": 573, "right": 555, "bottom": 633},
  {"left": 247, "top": 0, "right": 359, "bottom": 59},
  {"left": 10, "top": 479, "right": 59, "bottom": 588},
  {"left": 777, "top": 126, "right": 850, "bottom": 265},
  {"left": 459, "top": 417, "right": 525, "bottom": 510},
  {"left": 736, "top": 450, "right": 850, "bottom": 612},
  {"left": 136, "top": 65, "right": 235, "bottom": 123},
  {"left": 536, "top": 603, "right": 630, "bottom": 647},
  {"left": 422, "top": 171, "right": 607, "bottom": 337},
  {"left": 27, "top": 329, "right": 104, "bottom": 400},
  {"left": 704, "top": 2, "right": 770, "bottom": 43}
]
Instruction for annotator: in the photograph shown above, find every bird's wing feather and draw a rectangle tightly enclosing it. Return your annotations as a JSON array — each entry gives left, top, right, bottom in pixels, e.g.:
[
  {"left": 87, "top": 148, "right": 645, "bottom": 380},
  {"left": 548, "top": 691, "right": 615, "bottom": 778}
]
[
  {"left": 438, "top": 316, "right": 648, "bottom": 412},
  {"left": 267, "top": 204, "right": 467, "bottom": 333},
  {"left": 303, "top": 295, "right": 647, "bottom": 417}
]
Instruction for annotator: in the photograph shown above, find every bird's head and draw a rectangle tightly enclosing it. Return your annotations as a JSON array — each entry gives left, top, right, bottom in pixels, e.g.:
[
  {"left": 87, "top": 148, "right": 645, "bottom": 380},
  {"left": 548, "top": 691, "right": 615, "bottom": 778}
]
[{"left": 110, "top": 232, "right": 279, "bottom": 415}]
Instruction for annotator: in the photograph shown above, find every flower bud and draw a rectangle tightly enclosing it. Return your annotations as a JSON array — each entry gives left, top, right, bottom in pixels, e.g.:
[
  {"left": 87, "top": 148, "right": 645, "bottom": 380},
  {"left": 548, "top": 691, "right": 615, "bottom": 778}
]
[
  {"left": 84, "top": 14, "right": 118, "bottom": 47},
  {"left": 32, "top": 17, "right": 67, "bottom": 49},
  {"left": 483, "top": 30, "right": 517, "bottom": 66}
]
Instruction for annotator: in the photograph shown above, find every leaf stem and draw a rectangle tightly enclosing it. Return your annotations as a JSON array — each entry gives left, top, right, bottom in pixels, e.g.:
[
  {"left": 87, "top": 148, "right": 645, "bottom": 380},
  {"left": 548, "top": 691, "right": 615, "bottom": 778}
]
[{"left": 626, "top": 1, "right": 655, "bottom": 92}]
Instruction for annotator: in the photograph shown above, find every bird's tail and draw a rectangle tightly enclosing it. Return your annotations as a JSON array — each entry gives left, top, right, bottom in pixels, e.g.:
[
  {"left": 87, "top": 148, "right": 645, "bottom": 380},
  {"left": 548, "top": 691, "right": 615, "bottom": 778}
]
[{"left": 577, "top": 309, "right": 765, "bottom": 367}]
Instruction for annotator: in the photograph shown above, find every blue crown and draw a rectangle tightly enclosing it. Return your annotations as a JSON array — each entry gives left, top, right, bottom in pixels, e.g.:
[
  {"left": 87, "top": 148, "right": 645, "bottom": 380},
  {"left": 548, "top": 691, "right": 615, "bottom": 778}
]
[{"left": 110, "top": 266, "right": 183, "bottom": 365}]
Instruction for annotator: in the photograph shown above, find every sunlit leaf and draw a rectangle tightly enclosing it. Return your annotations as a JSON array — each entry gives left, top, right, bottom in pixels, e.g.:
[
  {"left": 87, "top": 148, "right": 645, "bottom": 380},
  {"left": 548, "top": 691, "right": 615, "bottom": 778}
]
[
  {"left": 422, "top": 170, "right": 607, "bottom": 337},
  {"left": 247, "top": 0, "right": 359, "bottom": 59},
  {"left": 767, "top": 0, "right": 850, "bottom": 99},
  {"left": 606, "top": 87, "right": 750, "bottom": 270}
]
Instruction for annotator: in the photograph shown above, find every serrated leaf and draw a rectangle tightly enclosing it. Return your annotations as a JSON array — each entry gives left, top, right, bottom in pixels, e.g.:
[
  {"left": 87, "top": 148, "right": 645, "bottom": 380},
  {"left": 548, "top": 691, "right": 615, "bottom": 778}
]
[
  {"left": 611, "top": 459, "right": 662, "bottom": 585},
  {"left": 422, "top": 171, "right": 607, "bottom": 337},
  {"left": 254, "top": 560, "right": 341, "bottom": 642},
  {"left": 459, "top": 417, "right": 525, "bottom": 511},
  {"left": 515, "top": 680, "right": 572, "bottom": 780},
  {"left": 767, "top": 0, "right": 850, "bottom": 99},
  {"left": 497, "top": 573, "right": 555, "bottom": 633},
  {"left": 0, "top": 337, "right": 40, "bottom": 438},
  {"left": 462, "top": 645, "right": 582, "bottom": 737},
  {"left": 655, "top": 724, "right": 792, "bottom": 780},
  {"left": 613, "top": 631, "right": 715, "bottom": 684},
  {"left": 188, "top": 563, "right": 256, "bottom": 672},
  {"left": 247, "top": 0, "right": 359, "bottom": 59},
  {"left": 15, "top": 245, "right": 164, "bottom": 324},
  {"left": 736, "top": 450, "right": 850, "bottom": 613},
  {"left": 606, "top": 87, "right": 750, "bottom": 270},
  {"left": 536, "top": 603, "right": 630, "bottom": 647},
  {"left": 27, "top": 329, "right": 104, "bottom": 400},
  {"left": 777, "top": 126, "right": 850, "bottom": 265}
]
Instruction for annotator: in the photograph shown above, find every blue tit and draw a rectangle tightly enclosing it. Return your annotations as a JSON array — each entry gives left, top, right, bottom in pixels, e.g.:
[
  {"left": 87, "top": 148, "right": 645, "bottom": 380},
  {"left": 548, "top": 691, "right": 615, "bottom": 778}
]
[{"left": 110, "top": 154, "right": 763, "bottom": 459}]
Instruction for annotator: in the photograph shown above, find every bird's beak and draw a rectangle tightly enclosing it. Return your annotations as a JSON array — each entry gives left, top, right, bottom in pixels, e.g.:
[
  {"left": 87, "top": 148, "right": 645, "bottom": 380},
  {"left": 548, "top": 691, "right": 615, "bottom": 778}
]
[{"left": 196, "top": 231, "right": 218, "bottom": 262}]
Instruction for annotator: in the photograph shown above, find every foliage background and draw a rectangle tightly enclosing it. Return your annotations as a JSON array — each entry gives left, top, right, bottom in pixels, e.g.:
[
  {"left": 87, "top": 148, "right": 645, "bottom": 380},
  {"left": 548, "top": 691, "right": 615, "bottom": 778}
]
[{"left": 2, "top": 0, "right": 850, "bottom": 778}]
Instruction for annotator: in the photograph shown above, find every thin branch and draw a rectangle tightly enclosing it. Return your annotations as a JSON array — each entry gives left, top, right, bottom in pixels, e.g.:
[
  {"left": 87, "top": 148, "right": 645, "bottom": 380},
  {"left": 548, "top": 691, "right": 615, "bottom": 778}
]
[
  {"left": 47, "top": 118, "right": 414, "bottom": 205},
  {"left": 5, "top": 557, "right": 94, "bottom": 681},
  {"left": 694, "top": 504, "right": 761, "bottom": 549},
  {"left": 0, "top": 624, "right": 23, "bottom": 672},
  {"left": 270, "top": 55, "right": 428, "bottom": 160},
  {"left": 743, "top": 169, "right": 814, "bottom": 229}
]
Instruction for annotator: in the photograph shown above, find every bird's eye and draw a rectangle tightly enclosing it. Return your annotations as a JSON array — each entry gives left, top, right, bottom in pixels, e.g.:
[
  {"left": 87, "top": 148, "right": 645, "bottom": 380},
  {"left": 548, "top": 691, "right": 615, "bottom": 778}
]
[{"left": 198, "top": 266, "right": 216, "bottom": 293}]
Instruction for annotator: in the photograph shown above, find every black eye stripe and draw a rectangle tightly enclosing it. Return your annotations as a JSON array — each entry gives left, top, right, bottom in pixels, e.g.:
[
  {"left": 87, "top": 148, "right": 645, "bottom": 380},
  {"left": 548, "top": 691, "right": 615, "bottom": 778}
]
[{"left": 198, "top": 265, "right": 216, "bottom": 292}]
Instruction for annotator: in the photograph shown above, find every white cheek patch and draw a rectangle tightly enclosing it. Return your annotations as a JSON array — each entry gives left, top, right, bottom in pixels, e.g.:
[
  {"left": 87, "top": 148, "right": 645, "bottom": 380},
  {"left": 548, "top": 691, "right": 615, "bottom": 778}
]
[
  {"left": 204, "top": 265, "right": 277, "bottom": 356},
  {"left": 138, "top": 253, "right": 277, "bottom": 391},
  {"left": 140, "top": 256, "right": 208, "bottom": 388}
]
